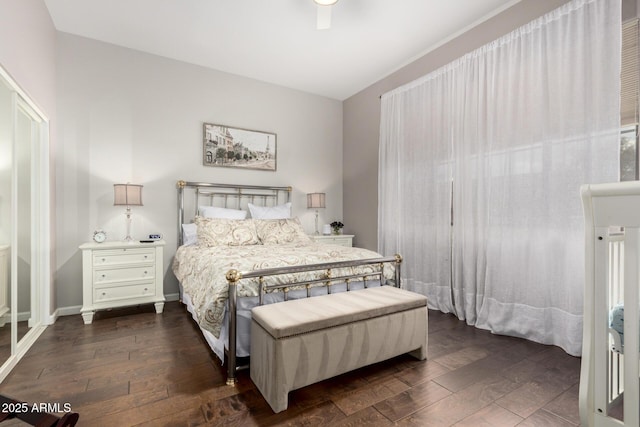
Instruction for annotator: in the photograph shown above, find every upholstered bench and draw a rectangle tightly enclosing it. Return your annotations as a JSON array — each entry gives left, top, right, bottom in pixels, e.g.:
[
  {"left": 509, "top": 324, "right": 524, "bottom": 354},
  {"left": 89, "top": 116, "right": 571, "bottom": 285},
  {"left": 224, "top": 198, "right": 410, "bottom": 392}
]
[{"left": 250, "top": 285, "right": 428, "bottom": 413}]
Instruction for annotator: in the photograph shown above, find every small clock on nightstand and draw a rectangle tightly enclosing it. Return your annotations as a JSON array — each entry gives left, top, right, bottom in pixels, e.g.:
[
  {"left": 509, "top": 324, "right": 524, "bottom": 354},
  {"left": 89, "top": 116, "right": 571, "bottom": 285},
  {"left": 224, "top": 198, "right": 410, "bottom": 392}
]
[{"left": 93, "top": 230, "right": 107, "bottom": 243}]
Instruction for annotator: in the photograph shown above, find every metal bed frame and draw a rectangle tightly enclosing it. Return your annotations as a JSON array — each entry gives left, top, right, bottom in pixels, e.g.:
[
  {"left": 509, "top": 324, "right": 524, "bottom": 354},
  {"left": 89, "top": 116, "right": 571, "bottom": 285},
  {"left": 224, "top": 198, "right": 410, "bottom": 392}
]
[
  {"left": 176, "top": 181, "right": 403, "bottom": 385},
  {"left": 177, "top": 180, "right": 292, "bottom": 246}
]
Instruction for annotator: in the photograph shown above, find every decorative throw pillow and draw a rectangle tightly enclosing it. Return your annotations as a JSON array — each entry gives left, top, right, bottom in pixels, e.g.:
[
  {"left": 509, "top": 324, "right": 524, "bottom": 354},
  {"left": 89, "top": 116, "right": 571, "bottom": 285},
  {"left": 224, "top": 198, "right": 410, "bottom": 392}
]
[
  {"left": 248, "top": 202, "right": 291, "bottom": 219},
  {"left": 255, "top": 218, "right": 312, "bottom": 245},
  {"left": 195, "top": 217, "right": 260, "bottom": 246},
  {"left": 199, "top": 206, "right": 247, "bottom": 219}
]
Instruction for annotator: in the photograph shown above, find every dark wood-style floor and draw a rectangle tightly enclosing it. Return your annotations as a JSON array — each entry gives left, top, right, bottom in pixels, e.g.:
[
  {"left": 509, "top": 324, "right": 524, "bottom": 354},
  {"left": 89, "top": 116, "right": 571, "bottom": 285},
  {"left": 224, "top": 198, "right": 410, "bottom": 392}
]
[{"left": 0, "top": 301, "right": 582, "bottom": 426}]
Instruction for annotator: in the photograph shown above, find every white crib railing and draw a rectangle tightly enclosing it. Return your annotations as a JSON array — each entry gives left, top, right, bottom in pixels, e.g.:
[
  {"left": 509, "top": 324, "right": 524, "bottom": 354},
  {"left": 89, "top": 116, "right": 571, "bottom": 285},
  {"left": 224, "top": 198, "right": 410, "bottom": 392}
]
[
  {"left": 602, "top": 233, "right": 623, "bottom": 413},
  {"left": 581, "top": 182, "right": 640, "bottom": 427}
]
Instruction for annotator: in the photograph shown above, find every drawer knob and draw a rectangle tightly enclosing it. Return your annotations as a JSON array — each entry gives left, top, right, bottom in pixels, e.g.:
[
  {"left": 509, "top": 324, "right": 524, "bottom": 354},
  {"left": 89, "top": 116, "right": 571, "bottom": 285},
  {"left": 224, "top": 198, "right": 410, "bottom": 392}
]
[
  {"left": 101, "top": 274, "right": 106, "bottom": 278},
  {"left": 102, "top": 292, "right": 106, "bottom": 296},
  {"left": 144, "top": 255, "right": 148, "bottom": 259},
  {"left": 144, "top": 271, "right": 148, "bottom": 275},
  {"left": 101, "top": 258, "right": 106, "bottom": 262},
  {"left": 144, "top": 287, "right": 148, "bottom": 291}
]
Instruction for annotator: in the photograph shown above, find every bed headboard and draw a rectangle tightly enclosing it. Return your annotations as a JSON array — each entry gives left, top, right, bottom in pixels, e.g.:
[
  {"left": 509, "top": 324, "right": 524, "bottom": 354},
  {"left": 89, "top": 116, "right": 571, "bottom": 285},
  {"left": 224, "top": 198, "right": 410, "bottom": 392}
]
[{"left": 176, "top": 180, "right": 292, "bottom": 245}]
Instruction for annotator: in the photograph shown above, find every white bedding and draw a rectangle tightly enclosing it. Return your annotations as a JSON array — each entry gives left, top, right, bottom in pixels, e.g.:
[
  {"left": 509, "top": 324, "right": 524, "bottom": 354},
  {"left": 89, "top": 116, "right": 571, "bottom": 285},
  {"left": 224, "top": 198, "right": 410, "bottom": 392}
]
[{"left": 172, "top": 242, "right": 394, "bottom": 339}]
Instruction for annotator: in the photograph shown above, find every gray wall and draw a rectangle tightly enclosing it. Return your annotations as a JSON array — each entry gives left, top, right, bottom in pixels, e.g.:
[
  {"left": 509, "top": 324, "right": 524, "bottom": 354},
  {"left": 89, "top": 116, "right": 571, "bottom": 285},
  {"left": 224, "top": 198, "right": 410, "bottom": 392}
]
[
  {"left": 0, "top": 0, "right": 56, "bottom": 117},
  {"left": 55, "top": 34, "right": 343, "bottom": 309},
  {"left": 343, "top": 0, "right": 574, "bottom": 251}
]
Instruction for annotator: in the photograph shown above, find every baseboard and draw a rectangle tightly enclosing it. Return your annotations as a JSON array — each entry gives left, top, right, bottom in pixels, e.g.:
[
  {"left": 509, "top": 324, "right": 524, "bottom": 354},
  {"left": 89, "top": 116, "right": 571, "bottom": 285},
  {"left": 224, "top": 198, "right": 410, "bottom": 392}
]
[
  {"left": 52, "top": 305, "right": 82, "bottom": 320},
  {"left": 52, "top": 294, "right": 180, "bottom": 321},
  {"left": 0, "top": 310, "right": 37, "bottom": 325},
  {"left": 165, "top": 292, "right": 180, "bottom": 302}
]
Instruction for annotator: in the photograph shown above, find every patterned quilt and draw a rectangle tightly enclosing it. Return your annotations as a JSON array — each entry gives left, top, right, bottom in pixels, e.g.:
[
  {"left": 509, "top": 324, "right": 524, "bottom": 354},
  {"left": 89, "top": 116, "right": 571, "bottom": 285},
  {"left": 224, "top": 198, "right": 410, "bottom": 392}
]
[{"left": 172, "top": 242, "right": 394, "bottom": 337}]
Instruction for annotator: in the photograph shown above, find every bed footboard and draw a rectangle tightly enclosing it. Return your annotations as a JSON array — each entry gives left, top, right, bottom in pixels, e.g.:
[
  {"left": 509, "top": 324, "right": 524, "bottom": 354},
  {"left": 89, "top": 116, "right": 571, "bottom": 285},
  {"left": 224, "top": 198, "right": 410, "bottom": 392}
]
[{"left": 223, "top": 254, "right": 403, "bottom": 385}]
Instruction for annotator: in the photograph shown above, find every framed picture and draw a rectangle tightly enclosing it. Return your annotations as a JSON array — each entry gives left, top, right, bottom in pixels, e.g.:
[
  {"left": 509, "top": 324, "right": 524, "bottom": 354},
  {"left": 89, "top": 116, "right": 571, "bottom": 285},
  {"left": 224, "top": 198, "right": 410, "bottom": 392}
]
[{"left": 203, "top": 123, "right": 277, "bottom": 171}]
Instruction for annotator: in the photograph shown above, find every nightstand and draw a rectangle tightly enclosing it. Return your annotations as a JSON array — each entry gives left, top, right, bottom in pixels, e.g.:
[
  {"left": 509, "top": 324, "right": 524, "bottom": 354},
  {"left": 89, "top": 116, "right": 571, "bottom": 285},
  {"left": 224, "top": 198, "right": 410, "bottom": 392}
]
[
  {"left": 309, "top": 234, "right": 354, "bottom": 247},
  {"left": 79, "top": 240, "right": 165, "bottom": 324}
]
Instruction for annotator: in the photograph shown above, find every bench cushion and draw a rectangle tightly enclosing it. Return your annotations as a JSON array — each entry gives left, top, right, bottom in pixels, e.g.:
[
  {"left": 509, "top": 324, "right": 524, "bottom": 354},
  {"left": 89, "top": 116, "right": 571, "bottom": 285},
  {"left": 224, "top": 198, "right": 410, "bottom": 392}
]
[{"left": 251, "top": 286, "right": 427, "bottom": 339}]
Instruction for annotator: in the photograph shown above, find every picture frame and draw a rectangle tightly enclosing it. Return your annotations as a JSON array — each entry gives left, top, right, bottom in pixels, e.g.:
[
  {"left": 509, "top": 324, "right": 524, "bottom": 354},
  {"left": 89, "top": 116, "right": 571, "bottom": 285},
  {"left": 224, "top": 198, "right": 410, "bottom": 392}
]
[{"left": 203, "top": 123, "right": 277, "bottom": 171}]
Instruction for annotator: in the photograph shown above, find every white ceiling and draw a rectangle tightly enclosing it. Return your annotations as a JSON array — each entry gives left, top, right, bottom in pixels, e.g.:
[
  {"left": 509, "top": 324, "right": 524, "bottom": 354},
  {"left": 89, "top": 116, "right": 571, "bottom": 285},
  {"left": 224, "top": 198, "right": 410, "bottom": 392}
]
[{"left": 44, "top": 0, "right": 519, "bottom": 100}]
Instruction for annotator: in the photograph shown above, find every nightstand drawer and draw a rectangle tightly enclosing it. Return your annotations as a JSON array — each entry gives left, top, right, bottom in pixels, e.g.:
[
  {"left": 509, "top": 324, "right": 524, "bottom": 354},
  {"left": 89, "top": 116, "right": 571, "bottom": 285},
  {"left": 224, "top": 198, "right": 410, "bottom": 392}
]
[
  {"left": 94, "top": 266, "right": 154, "bottom": 285},
  {"left": 309, "top": 234, "right": 354, "bottom": 247},
  {"left": 94, "top": 283, "right": 155, "bottom": 303},
  {"left": 328, "top": 237, "right": 352, "bottom": 247},
  {"left": 93, "top": 249, "right": 155, "bottom": 266}
]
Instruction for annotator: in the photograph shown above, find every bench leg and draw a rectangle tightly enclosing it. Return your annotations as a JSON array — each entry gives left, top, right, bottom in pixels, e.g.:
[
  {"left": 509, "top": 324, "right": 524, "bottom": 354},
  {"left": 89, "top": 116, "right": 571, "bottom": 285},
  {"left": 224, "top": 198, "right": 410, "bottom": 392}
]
[
  {"left": 409, "top": 345, "right": 427, "bottom": 360},
  {"left": 251, "top": 322, "right": 290, "bottom": 413},
  {"left": 409, "top": 307, "right": 428, "bottom": 360}
]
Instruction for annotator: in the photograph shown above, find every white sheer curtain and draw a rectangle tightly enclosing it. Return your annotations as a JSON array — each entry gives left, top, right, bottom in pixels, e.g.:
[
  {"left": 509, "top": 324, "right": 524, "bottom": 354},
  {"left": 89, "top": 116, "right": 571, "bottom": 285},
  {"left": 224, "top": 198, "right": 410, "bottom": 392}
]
[
  {"left": 379, "top": 0, "right": 621, "bottom": 356},
  {"left": 379, "top": 73, "right": 456, "bottom": 312}
]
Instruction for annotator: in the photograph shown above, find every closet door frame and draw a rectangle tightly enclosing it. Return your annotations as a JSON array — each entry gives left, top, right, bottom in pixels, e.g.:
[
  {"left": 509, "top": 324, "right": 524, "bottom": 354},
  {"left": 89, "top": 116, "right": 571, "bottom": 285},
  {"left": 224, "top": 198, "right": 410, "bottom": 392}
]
[{"left": 0, "top": 64, "right": 51, "bottom": 383}]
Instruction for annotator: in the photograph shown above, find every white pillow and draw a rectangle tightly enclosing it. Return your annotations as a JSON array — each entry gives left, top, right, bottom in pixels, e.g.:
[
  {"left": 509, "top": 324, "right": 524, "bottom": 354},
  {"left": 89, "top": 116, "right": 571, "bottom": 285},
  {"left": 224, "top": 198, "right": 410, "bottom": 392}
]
[
  {"left": 182, "top": 223, "right": 198, "bottom": 246},
  {"left": 199, "top": 206, "right": 247, "bottom": 220},
  {"left": 248, "top": 202, "right": 292, "bottom": 219}
]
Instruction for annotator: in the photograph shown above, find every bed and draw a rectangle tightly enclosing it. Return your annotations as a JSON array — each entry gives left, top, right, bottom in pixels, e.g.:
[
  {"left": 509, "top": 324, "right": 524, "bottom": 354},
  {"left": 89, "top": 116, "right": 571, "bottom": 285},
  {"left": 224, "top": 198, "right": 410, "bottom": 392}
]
[
  {"left": 580, "top": 181, "right": 640, "bottom": 427},
  {"left": 172, "top": 181, "right": 402, "bottom": 384}
]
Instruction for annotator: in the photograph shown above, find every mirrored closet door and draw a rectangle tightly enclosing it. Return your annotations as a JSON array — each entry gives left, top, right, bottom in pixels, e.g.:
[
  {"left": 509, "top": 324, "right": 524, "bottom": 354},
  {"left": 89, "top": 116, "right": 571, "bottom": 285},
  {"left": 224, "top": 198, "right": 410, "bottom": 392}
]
[
  {"left": 0, "top": 72, "right": 12, "bottom": 368},
  {"left": 0, "top": 64, "right": 50, "bottom": 382}
]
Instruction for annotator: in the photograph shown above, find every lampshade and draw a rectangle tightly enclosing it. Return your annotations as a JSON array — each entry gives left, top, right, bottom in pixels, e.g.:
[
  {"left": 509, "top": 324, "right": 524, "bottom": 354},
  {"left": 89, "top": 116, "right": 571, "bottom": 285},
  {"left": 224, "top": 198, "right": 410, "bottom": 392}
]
[
  {"left": 314, "top": 0, "right": 338, "bottom": 5},
  {"left": 114, "top": 184, "right": 143, "bottom": 206},
  {"left": 307, "top": 193, "right": 326, "bottom": 209}
]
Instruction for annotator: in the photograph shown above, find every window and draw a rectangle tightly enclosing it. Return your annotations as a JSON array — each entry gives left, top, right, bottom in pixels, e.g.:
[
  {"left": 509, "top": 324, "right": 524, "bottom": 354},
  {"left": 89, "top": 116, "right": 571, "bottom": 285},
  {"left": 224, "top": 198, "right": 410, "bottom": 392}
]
[
  {"left": 621, "top": 19, "right": 639, "bottom": 181},
  {"left": 620, "top": 125, "right": 637, "bottom": 181}
]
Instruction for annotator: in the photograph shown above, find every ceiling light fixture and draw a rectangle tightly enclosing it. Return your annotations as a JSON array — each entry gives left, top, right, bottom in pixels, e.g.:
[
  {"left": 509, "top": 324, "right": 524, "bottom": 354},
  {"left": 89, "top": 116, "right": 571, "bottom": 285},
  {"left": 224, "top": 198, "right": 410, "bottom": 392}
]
[{"left": 314, "top": 0, "right": 338, "bottom": 30}]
